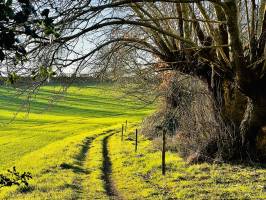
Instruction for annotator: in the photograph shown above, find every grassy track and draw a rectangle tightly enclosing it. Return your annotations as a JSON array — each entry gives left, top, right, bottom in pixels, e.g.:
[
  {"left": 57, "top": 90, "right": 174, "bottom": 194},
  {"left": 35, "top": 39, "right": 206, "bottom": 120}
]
[
  {"left": 0, "top": 84, "right": 151, "bottom": 199},
  {"left": 0, "top": 84, "right": 265, "bottom": 199}
]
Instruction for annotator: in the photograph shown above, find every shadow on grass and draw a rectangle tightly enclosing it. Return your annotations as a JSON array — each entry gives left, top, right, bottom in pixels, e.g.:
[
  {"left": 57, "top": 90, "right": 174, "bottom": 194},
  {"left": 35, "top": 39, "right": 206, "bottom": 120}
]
[
  {"left": 59, "top": 137, "right": 95, "bottom": 175},
  {"left": 75, "top": 137, "right": 93, "bottom": 165},
  {"left": 59, "top": 163, "right": 88, "bottom": 174},
  {"left": 18, "top": 185, "right": 35, "bottom": 193},
  {"left": 228, "top": 161, "right": 266, "bottom": 170},
  {"left": 58, "top": 137, "right": 95, "bottom": 199}
]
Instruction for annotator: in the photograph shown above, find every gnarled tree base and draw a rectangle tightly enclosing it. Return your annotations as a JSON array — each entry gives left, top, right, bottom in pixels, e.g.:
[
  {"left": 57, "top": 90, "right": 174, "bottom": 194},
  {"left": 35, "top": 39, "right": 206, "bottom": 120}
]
[{"left": 143, "top": 74, "right": 266, "bottom": 164}]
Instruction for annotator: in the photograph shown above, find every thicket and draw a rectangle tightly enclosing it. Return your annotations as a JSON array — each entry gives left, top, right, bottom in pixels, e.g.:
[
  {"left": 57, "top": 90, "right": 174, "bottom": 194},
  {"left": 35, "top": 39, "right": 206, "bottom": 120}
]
[{"left": 142, "top": 74, "right": 266, "bottom": 163}]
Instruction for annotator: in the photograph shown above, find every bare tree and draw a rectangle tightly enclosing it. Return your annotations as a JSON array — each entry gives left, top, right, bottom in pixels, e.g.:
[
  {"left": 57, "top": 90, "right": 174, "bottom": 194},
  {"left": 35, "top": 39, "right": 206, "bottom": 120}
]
[{"left": 2, "top": 0, "right": 266, "bottom": 161}]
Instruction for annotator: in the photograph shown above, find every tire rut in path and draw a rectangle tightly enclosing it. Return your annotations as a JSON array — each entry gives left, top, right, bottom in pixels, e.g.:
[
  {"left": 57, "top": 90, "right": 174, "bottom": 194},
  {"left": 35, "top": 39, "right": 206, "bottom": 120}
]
[
  {"left": 69, "top": 137, "right": 94, "bottom": 200},
  {"left": 75, "top": 137, "right": 93, "bottom": 165},
  {"left": 102, "top": 133, "right": 122, "bottom": 200},
  {"left": 76, "top": 131, "right": 107, "bottom": 165}
]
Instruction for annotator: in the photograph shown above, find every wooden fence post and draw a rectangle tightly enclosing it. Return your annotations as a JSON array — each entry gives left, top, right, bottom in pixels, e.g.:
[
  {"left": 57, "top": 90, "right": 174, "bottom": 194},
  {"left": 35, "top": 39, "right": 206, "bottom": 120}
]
[
  {"left": 121, "top": 124, "right": 124, "bottom": 141},
  {"left": 162, "top": 129, "right": 166, "bottom": 175},
  {"left": 125, "top": 120, "right": 128, "bottom": 133},
  {"left": 135, "top": 129, "right": 138, "bottom": 152}
]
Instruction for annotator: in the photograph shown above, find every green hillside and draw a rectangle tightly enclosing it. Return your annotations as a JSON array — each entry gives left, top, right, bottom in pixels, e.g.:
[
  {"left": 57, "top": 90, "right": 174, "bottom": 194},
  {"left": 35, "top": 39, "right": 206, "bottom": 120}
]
[{"left": 0, "top": 84, "right": 265, "bottom": 199}]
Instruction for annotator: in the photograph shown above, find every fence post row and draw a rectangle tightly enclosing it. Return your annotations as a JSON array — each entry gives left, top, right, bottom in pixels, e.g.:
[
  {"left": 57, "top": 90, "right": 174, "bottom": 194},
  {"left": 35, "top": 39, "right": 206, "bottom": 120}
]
[
  {"left": 121, "top": 124, "right": 124, "bottom": 141},
  {"left": 125, "top": 120, "right": 128, "bottom": 133},
  {"left": 135, "top": 129, "right": 138, "bottom": 152}
]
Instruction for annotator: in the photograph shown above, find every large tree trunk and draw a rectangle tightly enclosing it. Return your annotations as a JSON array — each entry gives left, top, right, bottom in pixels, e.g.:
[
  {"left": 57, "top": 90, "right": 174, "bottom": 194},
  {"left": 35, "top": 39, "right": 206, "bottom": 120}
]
[
  {"left": 167, "top": 69, "right": 266, "bottom": 162},
  {"left": 209, "top": 75, "right": 266, "bottom": 161},
  {"left": 239, "top": 97, "right": 266, "bottom": 160}
]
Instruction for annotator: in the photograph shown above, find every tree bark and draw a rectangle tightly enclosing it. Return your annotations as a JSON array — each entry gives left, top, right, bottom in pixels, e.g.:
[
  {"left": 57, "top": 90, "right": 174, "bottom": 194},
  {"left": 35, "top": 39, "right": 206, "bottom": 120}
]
[{"left": 239, "top": 97, "right": 266, "bottom": 160}]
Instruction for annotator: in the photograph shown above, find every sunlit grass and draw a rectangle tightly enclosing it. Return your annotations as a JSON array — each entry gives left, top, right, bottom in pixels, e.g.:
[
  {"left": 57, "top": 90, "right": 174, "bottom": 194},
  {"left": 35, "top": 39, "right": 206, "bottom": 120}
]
[
  {"left": 0, "top": 83, "right": 265, "bottom": 199},
  {"left": 0, "top": 84, "right": 152, "bottom": 199},
  {"left": 109, "top": 126, "right": 266, "bottom": 199}
]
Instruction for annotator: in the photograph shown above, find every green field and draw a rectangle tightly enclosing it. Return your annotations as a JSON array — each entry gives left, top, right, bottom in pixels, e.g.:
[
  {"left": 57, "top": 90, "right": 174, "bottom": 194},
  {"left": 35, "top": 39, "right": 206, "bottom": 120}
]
[{"left": 0, "top": 84, "right": 265, "bottom": 199}]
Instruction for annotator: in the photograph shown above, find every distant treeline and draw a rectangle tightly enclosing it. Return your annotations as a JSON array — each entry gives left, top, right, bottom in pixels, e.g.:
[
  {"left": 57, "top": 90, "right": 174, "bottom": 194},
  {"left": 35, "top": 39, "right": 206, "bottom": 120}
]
[{"left": 0, "top": 76, "right": 113, "bottom": 86}]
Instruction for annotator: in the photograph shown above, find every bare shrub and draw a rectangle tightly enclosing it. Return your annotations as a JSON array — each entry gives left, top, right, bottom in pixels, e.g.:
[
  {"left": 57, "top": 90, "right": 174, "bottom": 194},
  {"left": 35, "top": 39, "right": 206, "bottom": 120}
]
[
  {"left": 151, "top": 136, "right": 180, "bottom": 152},
  {"left": 142, "top": 73, "right": 241, "bottom": 163}
]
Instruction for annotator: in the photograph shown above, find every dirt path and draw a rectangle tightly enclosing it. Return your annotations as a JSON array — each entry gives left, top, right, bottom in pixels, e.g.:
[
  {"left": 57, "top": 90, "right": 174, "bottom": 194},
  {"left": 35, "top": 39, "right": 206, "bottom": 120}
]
[
  {"left": 75, "top": 130, "right": 123, "bottom": 199},
  {"left": 66, "top": 132, "right": 108, "bottom": 199}
]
